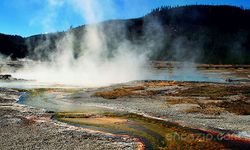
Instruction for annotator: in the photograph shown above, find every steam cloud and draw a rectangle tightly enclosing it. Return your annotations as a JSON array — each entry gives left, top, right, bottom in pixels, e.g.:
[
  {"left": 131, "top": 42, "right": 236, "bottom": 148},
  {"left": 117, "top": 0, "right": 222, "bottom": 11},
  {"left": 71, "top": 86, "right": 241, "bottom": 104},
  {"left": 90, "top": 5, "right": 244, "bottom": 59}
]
[{"left": 13, "top": 0, "right": 153, "bottom": 87}]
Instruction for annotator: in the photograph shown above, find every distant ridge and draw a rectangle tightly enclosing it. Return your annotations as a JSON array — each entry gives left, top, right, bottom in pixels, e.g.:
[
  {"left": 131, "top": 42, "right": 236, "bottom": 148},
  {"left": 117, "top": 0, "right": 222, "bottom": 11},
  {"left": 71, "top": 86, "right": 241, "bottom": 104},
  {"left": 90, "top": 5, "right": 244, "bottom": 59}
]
[{"left": 0, "top": 5, "right": 250, "bottom": 64}]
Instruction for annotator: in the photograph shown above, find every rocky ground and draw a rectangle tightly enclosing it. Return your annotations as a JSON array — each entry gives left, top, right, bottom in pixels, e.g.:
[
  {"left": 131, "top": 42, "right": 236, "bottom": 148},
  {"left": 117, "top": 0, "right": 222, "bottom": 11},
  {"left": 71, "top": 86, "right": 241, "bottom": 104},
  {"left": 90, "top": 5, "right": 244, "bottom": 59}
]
[
  {"left": 87, "top": 81, "right": 250, "bottom": 139},
  {"left": 0, "top": 88, "right": 141, "bottom": 150},
  {"left": 0, "top": 61, "right": 250, "bottom": 149},
  {"left": 1, "top": 80, "right": 250, "bottom": 149}
]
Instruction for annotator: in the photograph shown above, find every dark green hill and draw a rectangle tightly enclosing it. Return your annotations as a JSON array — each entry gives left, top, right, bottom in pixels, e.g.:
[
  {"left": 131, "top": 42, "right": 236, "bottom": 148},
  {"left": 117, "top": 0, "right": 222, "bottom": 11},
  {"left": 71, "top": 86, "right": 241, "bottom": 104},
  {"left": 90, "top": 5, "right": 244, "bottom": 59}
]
[
  {"left": 0, "top": 5, "right": 250, "bottom": 64},
  {"left": 0, "top": 33, "right": 27, "bottom": 59}
]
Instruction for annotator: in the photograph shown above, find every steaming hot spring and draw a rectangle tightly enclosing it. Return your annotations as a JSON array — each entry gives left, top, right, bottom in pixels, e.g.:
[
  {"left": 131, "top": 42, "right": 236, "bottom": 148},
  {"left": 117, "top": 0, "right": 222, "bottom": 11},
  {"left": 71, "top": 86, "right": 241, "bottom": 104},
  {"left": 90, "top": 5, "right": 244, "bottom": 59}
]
[{"left": 1, "top": 2, "right": 250, "bottom": 149}]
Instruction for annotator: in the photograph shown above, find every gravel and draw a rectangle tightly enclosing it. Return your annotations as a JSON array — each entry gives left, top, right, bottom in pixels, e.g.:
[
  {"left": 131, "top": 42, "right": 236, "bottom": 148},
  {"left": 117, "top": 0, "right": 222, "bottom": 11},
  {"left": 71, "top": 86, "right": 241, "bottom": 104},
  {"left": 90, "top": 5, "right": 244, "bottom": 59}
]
[{"left": 0, "top": 89, "right": 140, "bottom": 150}]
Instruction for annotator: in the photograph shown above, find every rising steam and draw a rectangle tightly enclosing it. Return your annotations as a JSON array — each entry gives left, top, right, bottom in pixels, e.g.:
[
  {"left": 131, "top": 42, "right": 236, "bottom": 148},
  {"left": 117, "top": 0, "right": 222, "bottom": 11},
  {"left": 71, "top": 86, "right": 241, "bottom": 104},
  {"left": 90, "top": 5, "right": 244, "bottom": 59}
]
[{"left": 12, "top": 0, "right": 151, "bottom": 87}]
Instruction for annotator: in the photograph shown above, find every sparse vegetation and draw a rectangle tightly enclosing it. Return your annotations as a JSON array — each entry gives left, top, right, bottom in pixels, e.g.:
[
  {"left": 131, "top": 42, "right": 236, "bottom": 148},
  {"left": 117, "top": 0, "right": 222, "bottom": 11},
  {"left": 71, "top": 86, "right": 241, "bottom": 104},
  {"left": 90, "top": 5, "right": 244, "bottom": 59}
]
[
  {"left": 93, "top": 86, "right": 145, "bottom": 99},
  {"left": 171, "top": 85, "right": 250, "bottom": 99},
  {"left": 144, "top": 81, "right": 178, "bottom": 87},
  {"left": 94, "top": 81, "right": 250, "bottom": 115},
  {"left": 166, "top": 83, "right": 250, "bottom": 115},
  {"left": 216, "top": 100, "right": 250, "bottom": 115}
]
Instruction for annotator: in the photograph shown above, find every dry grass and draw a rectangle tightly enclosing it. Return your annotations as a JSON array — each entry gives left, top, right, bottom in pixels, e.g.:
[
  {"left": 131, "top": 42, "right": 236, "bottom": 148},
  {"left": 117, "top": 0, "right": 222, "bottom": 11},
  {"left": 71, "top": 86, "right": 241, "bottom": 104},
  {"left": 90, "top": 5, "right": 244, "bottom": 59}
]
[
  {"left": 93, "top": 81, "right": 182, "bottom": 99},
  {"left": 167, "top": 84, "right": 250, "bottom": 115},
  {"left": 171, "top": 85, "right": 250, "bottom": 99},
  {"left": 93, "top": 86, "right": 145, "bottom": 99},
  {"left": 166, "top": 97, "right": 227, "bottom": 115},
  {"left": 169, "top": 97, "right": 250, "bottom": 115},
  {"left": 216, "top": 100, "right": 250, "bottom": 115},
  {"left": 184, "top": 106, "right": 225, "bottom": 115},
  {"left": 144, "top": 81, "right": 179, "bottom": 87},
  {"left": 93, "top": 81, "right": 250, "bottom": 115},
  {"left": 166, "top": 98, "right": 198, "bottom": 105}
]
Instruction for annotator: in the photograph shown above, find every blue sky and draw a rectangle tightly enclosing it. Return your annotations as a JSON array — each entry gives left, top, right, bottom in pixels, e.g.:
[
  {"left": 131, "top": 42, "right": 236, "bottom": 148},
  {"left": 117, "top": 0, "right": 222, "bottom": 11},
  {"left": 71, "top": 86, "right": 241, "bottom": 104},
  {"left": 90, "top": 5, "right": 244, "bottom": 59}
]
[{"left": 0, "top": 0, "right": 249, "bottom": 37}]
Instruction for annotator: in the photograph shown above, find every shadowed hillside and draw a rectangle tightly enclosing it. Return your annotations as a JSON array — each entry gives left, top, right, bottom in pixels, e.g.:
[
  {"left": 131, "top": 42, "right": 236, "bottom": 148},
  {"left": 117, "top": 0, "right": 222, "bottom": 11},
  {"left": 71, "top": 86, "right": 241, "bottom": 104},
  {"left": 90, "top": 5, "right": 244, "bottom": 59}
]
[
  {"left": 147, "top": 5, "right": 250, "bottom": 64},
  {"left": 0, "top": 33, "right": 27, "bottom": 59},
  {"left": 1, "top": 5, "right": 250, "bottom": 64}
]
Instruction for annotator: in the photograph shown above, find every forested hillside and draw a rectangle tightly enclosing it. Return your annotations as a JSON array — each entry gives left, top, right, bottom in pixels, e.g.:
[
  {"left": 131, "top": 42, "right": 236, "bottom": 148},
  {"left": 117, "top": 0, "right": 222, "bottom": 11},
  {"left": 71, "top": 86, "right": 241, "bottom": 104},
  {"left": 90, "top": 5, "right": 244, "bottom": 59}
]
[{"left": 1, "top": 5, "right": 250, "bottom": 64}]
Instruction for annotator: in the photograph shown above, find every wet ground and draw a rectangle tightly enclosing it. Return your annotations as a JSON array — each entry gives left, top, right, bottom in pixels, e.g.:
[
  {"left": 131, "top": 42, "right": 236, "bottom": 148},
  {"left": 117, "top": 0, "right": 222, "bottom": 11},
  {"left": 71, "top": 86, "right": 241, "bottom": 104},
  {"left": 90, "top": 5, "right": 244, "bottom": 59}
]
[
  {"left": 0, "top": 89, "right": 141, "bottom": 150},
  {"left": 11, "top": 79, "right": 249, "bottom": 149},
  {"left": 0, "top": 61, "right": 250, "bottom": 149}
]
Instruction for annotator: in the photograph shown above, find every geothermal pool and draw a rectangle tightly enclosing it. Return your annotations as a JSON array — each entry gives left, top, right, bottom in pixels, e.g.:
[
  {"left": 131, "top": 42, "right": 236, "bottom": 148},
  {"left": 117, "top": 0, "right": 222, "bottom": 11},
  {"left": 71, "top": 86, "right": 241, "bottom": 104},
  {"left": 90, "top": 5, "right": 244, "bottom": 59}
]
[
  {"left": 2, "top": 67, "right": 248, "bottom": 89},
  {"left": 1, "top": 66, "right": 250, "bottom": 149},
  {"left": 17, "top": 88, "right": 229, "bottom": 149}
]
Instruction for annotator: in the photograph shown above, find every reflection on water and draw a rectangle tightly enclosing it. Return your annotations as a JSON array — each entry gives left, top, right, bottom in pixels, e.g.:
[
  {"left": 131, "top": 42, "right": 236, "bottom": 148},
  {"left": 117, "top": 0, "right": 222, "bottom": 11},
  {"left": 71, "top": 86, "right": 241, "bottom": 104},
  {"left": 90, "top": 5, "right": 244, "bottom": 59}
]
[
  {"left": 19, "top": 90, "right": 93, "bottom": 112},
  {"left": 1, "top": 68, "right": 249, "bottom": 90},
  {"left": 146, "top": 68, "right": 225, "bottom": 82},
  {"left": 0, "top": 80, "right": 83, "bottom": 89},
  {"left": 15, "top": 67, "right": 230, "bottom": 112}
]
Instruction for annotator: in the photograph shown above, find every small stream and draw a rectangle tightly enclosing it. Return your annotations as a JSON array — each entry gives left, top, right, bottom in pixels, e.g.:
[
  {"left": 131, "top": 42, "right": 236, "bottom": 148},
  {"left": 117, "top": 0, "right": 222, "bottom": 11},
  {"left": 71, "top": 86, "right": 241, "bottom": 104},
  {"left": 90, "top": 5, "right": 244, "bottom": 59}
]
[
  {"left": 17, "top": 88, "right": 231, "bottom": 149},
  {"left": 3, "top": 68, "right": 248, "bottom": 149}
]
